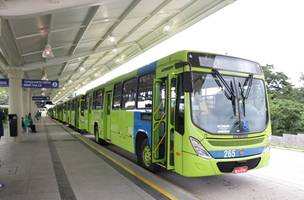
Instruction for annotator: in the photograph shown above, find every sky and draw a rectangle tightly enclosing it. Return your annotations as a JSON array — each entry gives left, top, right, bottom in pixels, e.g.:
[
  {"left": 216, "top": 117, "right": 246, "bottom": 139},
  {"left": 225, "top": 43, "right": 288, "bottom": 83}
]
[{"left": 76, "top": 0, "right": 304, "bottom": 96}]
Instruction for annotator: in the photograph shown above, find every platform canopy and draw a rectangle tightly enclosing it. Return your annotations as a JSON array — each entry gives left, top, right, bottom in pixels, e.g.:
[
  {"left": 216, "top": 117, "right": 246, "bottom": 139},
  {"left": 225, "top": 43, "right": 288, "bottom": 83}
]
[{"left": 0, "top": 0, "right": 235, "bottom": 101}]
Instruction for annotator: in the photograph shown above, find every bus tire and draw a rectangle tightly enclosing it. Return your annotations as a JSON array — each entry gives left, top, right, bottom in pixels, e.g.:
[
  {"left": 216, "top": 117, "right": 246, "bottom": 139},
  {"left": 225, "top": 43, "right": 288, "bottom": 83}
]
[{"left": 138, "top": 138, "right": 159, "bottom": 172}]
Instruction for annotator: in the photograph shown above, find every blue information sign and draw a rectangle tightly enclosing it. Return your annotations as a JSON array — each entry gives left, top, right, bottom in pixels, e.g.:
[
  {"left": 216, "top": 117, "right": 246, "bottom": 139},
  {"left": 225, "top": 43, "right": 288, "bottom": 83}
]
[
  {"left": 0, "top": 79, "right": 9, "bottom": 87},
  {"left": 32, "top": 96, "right": 50, "bottom": 101},
  {"left": 22, "top": 79, "right": 59, "bottom": 88}
]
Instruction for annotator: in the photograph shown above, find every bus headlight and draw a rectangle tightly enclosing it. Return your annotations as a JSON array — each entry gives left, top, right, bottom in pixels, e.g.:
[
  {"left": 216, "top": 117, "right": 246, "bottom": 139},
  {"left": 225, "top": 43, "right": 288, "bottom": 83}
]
[
  {"left": 263, "top": 136, "right": 271, "bottom": 153},
  {"left": 263, "top": 144, "right": 271, "bottom": 153},
  {"left": 189, "top": 137, "right": 211, "bottom": 159}
]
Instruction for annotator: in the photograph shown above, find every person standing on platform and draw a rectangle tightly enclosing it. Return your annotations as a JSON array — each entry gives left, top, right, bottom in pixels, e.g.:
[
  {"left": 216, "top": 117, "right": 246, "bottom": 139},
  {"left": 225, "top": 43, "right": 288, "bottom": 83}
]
[{"left": 28, "top": 113, "right": 36, "bottom": 133}]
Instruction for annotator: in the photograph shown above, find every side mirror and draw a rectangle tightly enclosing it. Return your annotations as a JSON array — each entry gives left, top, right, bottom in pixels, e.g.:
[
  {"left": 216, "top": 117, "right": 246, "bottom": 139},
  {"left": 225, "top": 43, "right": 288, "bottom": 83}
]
[{"left": 182, "top": 72, "right": 193, "bottom": 93}]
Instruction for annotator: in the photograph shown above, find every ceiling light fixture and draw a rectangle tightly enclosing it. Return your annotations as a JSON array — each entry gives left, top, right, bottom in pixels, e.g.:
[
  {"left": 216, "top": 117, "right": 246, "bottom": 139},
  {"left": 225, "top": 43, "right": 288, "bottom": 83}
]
[
  {"left": 163, "top": 25, "right": 171, "bottom": 32},
  {"left": 42, "top": 44, "right": 54, "bottom": 58},
  {"left": 108, "top": 36, "right": 115, "bottom": 42}
]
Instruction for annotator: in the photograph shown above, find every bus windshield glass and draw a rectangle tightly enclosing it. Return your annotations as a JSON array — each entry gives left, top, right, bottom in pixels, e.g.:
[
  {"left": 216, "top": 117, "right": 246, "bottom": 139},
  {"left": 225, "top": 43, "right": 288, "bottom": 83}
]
[{"left": 191, "top": 72, "right": 268, "bottom": 134}]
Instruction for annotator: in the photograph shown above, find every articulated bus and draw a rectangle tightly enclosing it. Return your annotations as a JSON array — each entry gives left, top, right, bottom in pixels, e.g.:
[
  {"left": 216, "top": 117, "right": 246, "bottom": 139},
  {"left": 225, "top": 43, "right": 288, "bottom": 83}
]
[{"left": 51, "top": 50, "right": 271, "bottom": 177}]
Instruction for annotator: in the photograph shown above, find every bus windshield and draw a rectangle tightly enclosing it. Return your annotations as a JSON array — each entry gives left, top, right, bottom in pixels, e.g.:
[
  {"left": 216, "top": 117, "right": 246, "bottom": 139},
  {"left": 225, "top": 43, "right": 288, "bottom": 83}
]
[{"left": 191, "top": 72, "right": 268, "bottom": 134}]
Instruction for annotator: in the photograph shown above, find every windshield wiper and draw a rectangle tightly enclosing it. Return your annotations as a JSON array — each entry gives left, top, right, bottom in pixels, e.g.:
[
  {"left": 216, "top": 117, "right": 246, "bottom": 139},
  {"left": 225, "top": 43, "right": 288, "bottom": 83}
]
[
  {"left": 211, "top": 69, "right": 237, "bottom": 115},
  {"left": 238, "top": 74, "right": 253, "bottom": 116}
]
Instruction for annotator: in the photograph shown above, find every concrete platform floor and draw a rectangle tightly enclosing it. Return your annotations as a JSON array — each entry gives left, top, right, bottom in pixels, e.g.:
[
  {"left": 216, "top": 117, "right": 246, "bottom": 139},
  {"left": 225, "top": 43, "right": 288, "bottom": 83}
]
[{"left": 0, "top": 118, "right": 169, "bottom": 200}]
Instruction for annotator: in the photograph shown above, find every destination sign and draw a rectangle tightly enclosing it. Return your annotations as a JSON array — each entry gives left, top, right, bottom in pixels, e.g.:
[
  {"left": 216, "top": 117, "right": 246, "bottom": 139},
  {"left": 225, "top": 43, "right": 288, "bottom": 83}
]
[
  {"left": 22, "top": 79, "right": 59, "bottom": 88},
  {"left": 0, "top": 79, "right": 9, "bottom": 87}
]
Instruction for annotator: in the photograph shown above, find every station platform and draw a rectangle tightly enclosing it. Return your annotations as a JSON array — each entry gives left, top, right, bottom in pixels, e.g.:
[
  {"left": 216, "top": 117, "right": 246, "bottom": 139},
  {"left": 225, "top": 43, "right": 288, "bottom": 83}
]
[{"left": 0, "top": 117, "right": 197, "bottom": 200}]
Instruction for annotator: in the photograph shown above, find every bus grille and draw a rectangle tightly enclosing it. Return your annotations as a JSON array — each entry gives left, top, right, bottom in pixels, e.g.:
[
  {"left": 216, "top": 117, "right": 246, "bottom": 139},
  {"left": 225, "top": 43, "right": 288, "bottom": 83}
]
[
  {"left": 217, "top": 157, "right": 261, "bottom": 173},
  {"left": 207, "top": 137, "right": 264, "bottom": 147}
]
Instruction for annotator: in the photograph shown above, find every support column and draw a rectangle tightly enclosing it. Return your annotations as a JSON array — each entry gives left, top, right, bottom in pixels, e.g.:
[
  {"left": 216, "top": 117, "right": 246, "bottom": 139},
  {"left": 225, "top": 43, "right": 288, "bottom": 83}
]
[
  {"left": 30, "top": 97, "right": 37, "bottom": 117},
  {"left": 27, "top": 88, "right": 31, "bottom": 115},
  {"left": 7, "top": 68, "right": 24, "bottom": 140},
  {"left": 22, "top": 89, "right": 29, "bottom": 117}
]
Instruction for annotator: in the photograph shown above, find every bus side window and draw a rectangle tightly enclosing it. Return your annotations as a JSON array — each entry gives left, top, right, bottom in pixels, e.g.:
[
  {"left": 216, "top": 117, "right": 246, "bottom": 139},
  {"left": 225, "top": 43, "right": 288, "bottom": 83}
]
[
  {"left": 93, "top": 89, "right": 103, "bottom": 109},
  {"left": 137, "top": 74, "right": 154, "bottom": 109},
  {"left": 122, "top": 78, "right": 137, "bottom": 109},
  {"left": 175, "top": 75, "right": 184, "bottom": 134},
  {"left": 113, "top": 82, "right": 122, "bottom": 109}
]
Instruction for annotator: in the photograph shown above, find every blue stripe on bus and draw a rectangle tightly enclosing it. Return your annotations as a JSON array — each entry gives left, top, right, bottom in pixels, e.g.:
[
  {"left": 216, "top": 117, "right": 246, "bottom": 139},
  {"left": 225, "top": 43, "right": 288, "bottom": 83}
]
[
  {"left": 134, "top": 112, "right": 152, "bottom": 149},
  {"left": 208, "top": 147, "right": 265, "bottom": 159},
  {"left": 137, "top": 62, "right": 156, "bottom": 76}
]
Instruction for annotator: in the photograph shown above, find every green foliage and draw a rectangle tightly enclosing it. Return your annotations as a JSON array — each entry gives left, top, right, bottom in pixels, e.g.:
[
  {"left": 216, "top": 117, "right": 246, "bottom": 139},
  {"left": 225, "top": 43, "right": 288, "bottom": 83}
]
[
  {"left": 270, "top": 98, "right": 304, "bottom": 135},
  {"left": 263, "top": 65, "right": 304, "bottom": 135}
]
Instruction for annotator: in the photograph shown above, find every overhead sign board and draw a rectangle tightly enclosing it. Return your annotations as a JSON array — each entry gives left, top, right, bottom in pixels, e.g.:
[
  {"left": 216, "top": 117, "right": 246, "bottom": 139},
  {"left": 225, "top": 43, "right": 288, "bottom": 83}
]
[
  {"left": 22, "top": 79, "right": 59, "bottom": 88},
  {"left": 32, "top": 96, "right": 50, "bottom": 101},
  {"left": 0, "top": 79, "right": 9, "bottom": 87}
]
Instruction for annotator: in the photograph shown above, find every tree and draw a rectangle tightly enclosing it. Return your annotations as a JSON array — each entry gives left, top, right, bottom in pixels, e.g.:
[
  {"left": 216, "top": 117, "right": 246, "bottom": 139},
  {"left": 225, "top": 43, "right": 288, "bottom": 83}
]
[
  {"left": 270, "top": 98, "right": 304, "bottom": 135},
  {"left": 262, "top": 65, "right": 304, "bottom": 135},
  {"left": 262, "top": 65, "right": 293, "bottom": 99}
]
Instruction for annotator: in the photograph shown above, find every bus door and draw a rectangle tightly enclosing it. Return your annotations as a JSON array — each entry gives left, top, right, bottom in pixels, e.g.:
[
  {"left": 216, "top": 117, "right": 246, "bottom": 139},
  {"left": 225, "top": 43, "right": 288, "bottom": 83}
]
[
  {"left": 167, "top": 76, "right": 177, "bottom": 169},
  {"left": 103, "top": 91, "right": 112, "bottom": 141},
  {"left": 152, "top": 76, "right": 174, "bottom": 168}
]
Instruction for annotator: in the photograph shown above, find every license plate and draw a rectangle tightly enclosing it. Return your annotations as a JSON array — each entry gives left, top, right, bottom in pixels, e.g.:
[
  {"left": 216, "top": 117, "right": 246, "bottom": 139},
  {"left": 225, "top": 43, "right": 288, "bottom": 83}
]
[{"left": 233, "top": 166, "right": 248, "bottom": 174}]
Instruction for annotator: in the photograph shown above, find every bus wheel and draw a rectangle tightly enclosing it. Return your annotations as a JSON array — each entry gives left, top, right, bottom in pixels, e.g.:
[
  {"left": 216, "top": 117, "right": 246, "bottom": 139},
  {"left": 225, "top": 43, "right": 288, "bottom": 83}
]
[{"left": 138, "top": 138, "right": 158, "bottom": 172}]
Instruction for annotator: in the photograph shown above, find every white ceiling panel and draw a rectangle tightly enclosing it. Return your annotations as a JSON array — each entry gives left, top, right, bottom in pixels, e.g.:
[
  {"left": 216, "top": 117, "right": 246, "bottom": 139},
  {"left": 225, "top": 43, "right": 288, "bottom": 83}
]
[
  {"left": 94, "top": 0, "right": 133, "bottom": 20},
  {"left": 50, "top": 29, "right": 79, "bottom": 47},
  {"left": 45, "top": 65, "right": 62, "bottom": 77},
  {"left": 112, "top": 17, "right": 145, "bottom": 36},
  {"left": 23, "top": 53, "right": 43, "bottom": 64},
  {"left": 18, "top": 35, "right": 46, "bottom": 54},
  {"left": 161, "top": 0, "right": 193, "bottom": 11},
  {"left": 52, "top": 47, "right": 70, "bottom": 58},
  {"left": 82, "top": 22, "right": 114, "bottom": 41},
  {"left": 27, "top": 69, "right": 43, "bottom": 79},
  {"left": 126, "top": 0, "right": 165, "bottom": 18},
  {"left": 136, "top": 12, "right": 173, "bottom": 32},
  {"left": 10, "top": 15, "right": 49, "bottom": 37},
  {"left": 52, "top": 7, "right": 91, "bottom": 29},
  {"left": 73, "top": 42, "right": 96, "bottom": 55}
]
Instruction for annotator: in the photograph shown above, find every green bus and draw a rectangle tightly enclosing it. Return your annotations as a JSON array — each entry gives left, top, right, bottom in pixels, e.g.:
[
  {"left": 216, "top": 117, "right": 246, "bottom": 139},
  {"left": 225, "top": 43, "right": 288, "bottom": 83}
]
[{"left": 52, "top": 50, "right": 271, "bottom": 177}]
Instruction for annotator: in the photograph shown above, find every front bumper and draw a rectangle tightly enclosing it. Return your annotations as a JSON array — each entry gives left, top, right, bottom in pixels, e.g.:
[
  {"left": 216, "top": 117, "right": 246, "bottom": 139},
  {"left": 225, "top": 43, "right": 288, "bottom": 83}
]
[{"left": 180, "top": 150, "right": 270, "bottom": 177}]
